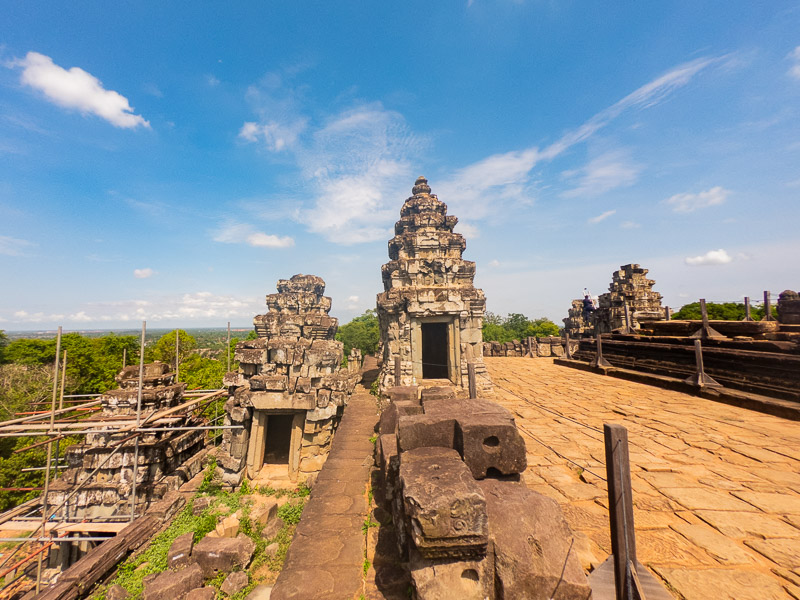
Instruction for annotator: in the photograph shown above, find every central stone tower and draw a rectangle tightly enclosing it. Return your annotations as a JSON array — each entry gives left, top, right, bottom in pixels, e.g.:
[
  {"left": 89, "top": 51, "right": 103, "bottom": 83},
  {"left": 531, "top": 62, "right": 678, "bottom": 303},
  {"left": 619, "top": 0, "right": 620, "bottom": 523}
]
[{"left": 377, "top": 176, "right": 492, "bottom": 394}]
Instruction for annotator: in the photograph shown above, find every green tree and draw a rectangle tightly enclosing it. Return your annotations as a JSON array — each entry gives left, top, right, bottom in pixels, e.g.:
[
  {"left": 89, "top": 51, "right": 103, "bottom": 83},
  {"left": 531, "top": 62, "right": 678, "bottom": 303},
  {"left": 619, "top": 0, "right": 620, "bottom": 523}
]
[
  {"left": 147, "top": 330, "right": 197, "bottom": 368},
  {"left": 180, "top": 354, "right": 226, "bottom": 390},
  {"left": 0, "top": 330, "right": 8, "bottom": 364},
  {"left": 525, "top": 318, "right": 561, "bottom": 338},
  {"left": 672, "top": 302, "right": 777, "bottom": 321},
  {"left": 336, "top": 310, "right": 380, "bottom": 356},
  {"left": 482, "top": 313, "right": 561, "bottom": 342}
]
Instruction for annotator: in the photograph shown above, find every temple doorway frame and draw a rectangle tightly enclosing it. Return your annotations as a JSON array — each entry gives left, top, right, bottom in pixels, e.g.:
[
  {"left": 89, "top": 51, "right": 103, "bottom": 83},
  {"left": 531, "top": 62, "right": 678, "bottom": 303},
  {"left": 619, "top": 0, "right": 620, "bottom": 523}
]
[
  {"left": 246, "top": 410, "right": 305, "bottom": 480},
  {"left": 411, "top": 316, "right": 461, "bottom": 385}
]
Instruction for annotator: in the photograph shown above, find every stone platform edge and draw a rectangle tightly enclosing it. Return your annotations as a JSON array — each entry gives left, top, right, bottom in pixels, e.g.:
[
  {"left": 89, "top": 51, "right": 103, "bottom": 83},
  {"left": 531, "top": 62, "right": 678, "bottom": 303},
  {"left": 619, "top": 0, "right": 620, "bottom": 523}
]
[{"left": 553, "top": 358, "right": 800, "bottom": 422}]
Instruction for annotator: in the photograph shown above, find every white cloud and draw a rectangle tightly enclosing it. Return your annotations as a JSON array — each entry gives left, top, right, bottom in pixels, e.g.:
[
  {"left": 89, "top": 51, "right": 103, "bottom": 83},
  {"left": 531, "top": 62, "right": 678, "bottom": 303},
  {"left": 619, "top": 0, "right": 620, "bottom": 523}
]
[
  {"left": 788, "top": 46, "right": 800, "bottom": 80},
  {"left": 489, "top": 259, "right": 501, "bottom": 268},
  {"left": 240, "top": 56, "right": 717, "bottom": 244},
  {"left": 620, "top": 221, "right": 641, "bottom": 229},
  {"left": 562, "top": 150, "right": 640, "bottom": 198},
  {"left": 587, "top": 209, "right": 616, "bottom": 224},
  {"left": 206, "top": 74, "right": 220, "bottom": 87},
  {"left": 0, "top": 235, "right": 35, "bottom": 256},
  {"left": 239, "top": 119, "right": 308, "bottom": 152},
  {"left": 13, "top": 52, "right": 149, "bottom": 129},
  {"left": 133, "top": 268, "right": 155, "bottom": 279},
  {"left": 213, "top": 222, "right": 294, "bottom": 248},
  {"left": 455, "top": 221, "right": 480, "bottom": 239},
  {"left": 345, "top": 295, "right": 360, "bottom": 310},
  {"left": 685, "top": 248, "right": 733, "bottom": 266},
  {"left": 665, "top": 186, "right": 729, "bottom": 213}
]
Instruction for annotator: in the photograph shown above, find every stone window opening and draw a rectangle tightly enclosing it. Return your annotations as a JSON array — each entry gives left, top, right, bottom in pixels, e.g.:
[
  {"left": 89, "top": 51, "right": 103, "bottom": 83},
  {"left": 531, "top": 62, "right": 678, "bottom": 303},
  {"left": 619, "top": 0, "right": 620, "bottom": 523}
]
[{"left": 263, "top": 413, "right": 295, "bottom": 465}]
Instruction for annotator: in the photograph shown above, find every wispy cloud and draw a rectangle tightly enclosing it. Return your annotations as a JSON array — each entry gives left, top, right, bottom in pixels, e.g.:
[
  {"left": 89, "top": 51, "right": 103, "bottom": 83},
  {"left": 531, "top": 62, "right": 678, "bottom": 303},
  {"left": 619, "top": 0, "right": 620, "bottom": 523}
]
[
  {"left": 212, "top": 222, "right": 294, "bottom": 248},
  {"left": 7, "top": 292, "right": 263, "bottom": 325},
  {"left": 440, "top": 56, "right": 718, "bottom": 221},
  {"left": 239, "top": 119, "right": 308, "bottom": 152},
  {"left": 11, "top": 52, "right": 149, "bottom": 129},
  {"left": 133, "top": 268, "right": 155, "bottom": 279},
  {"left": 620, "top": 221, "right": 641, "bottom": 229},
  {"left": 788, "top": 46, "right": 800, "bottom": 80},
  {"left": 665, "top": 186, "right": 729, "bottom": 213},
  {"left": 587, "top": 209, "right": 616, "bottom": 224},
  {"left": 562, "top": 150, "right": 640, "bottom": 198},
  {"left": 685, "top": 248, "right": 732, "bottom": 266},
  {"left": 0, "top": 235, "right": 35, "bottom": 256}
]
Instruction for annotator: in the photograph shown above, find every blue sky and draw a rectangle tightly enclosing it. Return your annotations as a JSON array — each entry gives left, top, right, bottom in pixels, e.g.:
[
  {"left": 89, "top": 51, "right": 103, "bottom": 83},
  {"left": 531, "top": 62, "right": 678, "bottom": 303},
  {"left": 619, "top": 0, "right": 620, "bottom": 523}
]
[{"left": 2, "top": 2, "right": 799, "bottom": 331}]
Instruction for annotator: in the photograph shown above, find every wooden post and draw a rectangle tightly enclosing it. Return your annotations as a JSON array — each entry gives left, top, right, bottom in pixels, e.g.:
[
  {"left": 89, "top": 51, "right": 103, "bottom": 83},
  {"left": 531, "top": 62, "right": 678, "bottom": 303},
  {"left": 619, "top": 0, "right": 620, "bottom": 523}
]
[
  {"left": 527, "top": 336, "right": 534, "bottom": 358},
  {"left": 604, "top": 424, "right": 637, "bottom": 600},
  {"left": 590, "top": 333, "right": 612, "bottom": 368},
  {"left": 763, "top": 291, "right": 775, "bottom": 321},
  {"left": 690, "top": 299, "right": 725, "bottom": 339},
  {"left": 467, "top": 362, "right": 477, "bottom": 399},
  {"left": 685, "top": 339, "right": 722, "bottom": 388},
  {"left": 394, "top": 355, "right": 402, "bottom": 386},
  {"left": 622, "top": 303, "right": 635, "bottom": 334},
  {"left": 122, "top": 348, "right": 127, "bottom": 368},
  {"left": 565, "top": 333, "right": 572, "bottom": 360},
  {"left": 664, "top": 306, "right": 670, "bottom": 321},
  {"left": 743, "top": 297, "right": 754, "bottom": 321}
]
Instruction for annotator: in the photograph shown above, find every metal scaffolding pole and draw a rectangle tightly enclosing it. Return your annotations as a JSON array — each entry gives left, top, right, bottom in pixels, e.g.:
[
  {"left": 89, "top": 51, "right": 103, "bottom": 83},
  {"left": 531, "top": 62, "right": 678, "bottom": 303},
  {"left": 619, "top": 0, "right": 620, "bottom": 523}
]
[
  {"left": 130, "top": 321, "right": 145, "bottom": 522},
  {"left": 35, "top": 326, "right": 61, "bottom": 593}
]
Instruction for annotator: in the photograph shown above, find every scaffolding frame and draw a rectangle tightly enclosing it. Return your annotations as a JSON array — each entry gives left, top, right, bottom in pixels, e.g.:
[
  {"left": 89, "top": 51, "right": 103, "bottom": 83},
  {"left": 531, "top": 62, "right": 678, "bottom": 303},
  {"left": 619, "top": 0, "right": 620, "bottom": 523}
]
[{"left": 0, "top": 320, "right": 235, "bottom": 594}]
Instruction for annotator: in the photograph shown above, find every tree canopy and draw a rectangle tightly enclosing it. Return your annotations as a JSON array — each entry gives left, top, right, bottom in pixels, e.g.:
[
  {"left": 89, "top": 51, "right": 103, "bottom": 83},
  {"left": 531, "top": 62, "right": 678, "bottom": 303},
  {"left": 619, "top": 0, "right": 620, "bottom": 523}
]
[
  {"left": 336, "top": 310, "right": 380, "bottom": 356},
  {"left": 482, "top": 312, "right": 561, "bottom": 342},
  {"left": 672, "top": 302, "right": 776, "bottom": 321},
  {"left": 147, "top": 329, "right": 197, "bottom": 367}
]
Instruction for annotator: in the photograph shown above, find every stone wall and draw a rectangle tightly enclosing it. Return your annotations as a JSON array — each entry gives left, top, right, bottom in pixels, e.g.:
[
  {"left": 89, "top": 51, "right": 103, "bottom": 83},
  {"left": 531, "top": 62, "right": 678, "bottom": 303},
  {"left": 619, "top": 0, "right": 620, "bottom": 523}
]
[
  {"left": 482, "top": 336, "right": 576, "bottom": 358},
  {"left": 376, "top": 177, "right": 492, "bottom": 395},
  {"left": 219, "top": 275, "right": 360, "bottom": 485},
  {"left": 778, "top": 290, "right": 800, "bottom": 324}
]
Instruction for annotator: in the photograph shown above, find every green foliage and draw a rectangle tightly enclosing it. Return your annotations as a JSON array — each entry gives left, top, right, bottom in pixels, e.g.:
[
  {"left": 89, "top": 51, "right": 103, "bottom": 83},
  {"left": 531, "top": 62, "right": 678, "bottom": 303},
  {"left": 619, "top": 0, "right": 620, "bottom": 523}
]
[
  {"left": 336, "top": 310, "right": 379, "bottom": 356},
  {"left": 482, "top": 312, "right": 561, "bottom": 342},
  {"left": 147, "top": 329, "right": 197, "bottom": 367},
  {"left": 0, "top": 330, "right": 7, "bottom": 364},
  {"left": 103, "top": 501, "right": 218, "bottom": 599},
  {"left": 672, "top": 301, "right": 778, "bottom": 321},
  {"left": 198, "top": 458, "right": 222, "bottom": 494},
  {"left": 3, "top": 333, "right": 138, "bottom": 393},
  {"left": 361, "top": 516, "right": 378, "bottom": 535},
  {"left": 277, "top": 500, "right": 304, "bottom": 525},
  {"left": 370, "top": 378, "right": 380, "bottom": 397},
  {"left": 180, "top": 353, "right": 226, "bottom": 389}
]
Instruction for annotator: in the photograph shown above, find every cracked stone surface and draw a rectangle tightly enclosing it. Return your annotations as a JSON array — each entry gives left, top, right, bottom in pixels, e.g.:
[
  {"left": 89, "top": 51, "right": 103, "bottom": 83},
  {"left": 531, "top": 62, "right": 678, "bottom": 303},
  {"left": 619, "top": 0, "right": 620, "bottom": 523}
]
[{"left": 484, "top": 357, "right": 800, "bottom": 599}]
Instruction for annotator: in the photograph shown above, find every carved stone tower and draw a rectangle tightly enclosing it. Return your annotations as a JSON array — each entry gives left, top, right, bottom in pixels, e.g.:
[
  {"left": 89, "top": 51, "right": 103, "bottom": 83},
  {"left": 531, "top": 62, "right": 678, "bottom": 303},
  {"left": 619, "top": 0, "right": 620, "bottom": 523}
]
[{"left": 376, "top": 176, "right": 492, "bottom": 395}]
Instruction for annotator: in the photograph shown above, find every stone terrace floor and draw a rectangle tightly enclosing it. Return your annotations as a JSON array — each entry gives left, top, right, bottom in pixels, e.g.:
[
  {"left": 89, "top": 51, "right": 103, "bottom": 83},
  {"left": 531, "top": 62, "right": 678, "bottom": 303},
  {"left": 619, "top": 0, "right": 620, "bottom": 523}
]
[{"left": 484, "top": 357, "right": 800, "bottom": 600}]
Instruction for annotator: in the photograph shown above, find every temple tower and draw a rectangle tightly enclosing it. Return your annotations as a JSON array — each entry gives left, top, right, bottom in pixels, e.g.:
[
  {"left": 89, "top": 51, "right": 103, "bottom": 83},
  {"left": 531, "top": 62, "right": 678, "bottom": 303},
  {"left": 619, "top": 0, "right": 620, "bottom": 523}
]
[{"left": 376, "top": 176, "right": 492, "bottom": 395}]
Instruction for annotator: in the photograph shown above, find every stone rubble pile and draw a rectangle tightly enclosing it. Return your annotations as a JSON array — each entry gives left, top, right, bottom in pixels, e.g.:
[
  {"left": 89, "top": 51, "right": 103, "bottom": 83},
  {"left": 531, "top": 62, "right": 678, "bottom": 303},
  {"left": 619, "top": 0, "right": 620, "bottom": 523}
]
[
  {"left": 48, "top": 362, "right": 207, "bottom": 519},
  {"left": 375, "top": 385, "right": 591, "bottom": 599},
  {"left": 218, "top": 274, "right": 360, "bottom": 485},
  {"left": 377, "top": 177, "right": 492, "bottom": 395}
]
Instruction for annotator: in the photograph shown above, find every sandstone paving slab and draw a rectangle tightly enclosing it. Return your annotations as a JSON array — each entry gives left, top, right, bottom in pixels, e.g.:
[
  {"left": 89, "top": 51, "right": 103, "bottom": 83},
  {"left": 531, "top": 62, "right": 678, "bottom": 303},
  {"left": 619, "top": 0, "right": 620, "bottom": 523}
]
[
  {"left": 733, "top": 491, "right": 800, "bottom": 514},
  {"left": 695, "top": 510, "right": 800, "bottom": 539},
  {"left": 659, "top": 487, "right": 756, "bottom": 512},
  {"left": 670, "top": 522, "right": 758, "bottom": 565},
  {"left": 744, "top": 538, "right": 800, "bottom": 568},
  {"left": 486, "top": 357, "right": 800, "bottom": 596},
  {"left": 635, "top": 528, "right": 717, "bottom": 566},
  {"left": 652, "top": 567, "right": 789, "bottom": 600}
]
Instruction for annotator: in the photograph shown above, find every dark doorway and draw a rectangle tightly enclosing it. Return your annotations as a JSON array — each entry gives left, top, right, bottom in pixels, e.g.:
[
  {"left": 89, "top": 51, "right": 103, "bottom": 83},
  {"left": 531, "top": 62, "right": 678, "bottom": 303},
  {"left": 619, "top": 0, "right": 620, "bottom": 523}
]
[
  {"left": 263, "top": 414, "right": 294, "bottom": 464},
  {"left": 422, "top": 322, "right": 449, "bottom": 379}
]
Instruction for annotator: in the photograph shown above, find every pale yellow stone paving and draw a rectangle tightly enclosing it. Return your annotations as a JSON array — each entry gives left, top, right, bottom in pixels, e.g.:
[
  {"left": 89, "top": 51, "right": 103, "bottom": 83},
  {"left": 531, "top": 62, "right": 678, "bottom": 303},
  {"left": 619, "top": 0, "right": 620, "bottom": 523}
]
[{"left": 483, "top": 357, "right": 800, "bottom": 599}]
